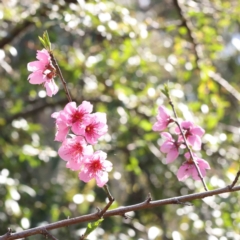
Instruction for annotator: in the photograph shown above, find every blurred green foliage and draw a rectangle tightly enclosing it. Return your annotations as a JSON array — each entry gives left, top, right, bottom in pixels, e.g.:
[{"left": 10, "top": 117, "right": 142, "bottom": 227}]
[{"left": 0, "top": 0, "right": 240, "bottom": 239}]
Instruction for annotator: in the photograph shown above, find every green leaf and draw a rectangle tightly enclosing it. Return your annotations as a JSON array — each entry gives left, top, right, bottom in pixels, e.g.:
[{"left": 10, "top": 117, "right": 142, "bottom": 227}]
[
  {"left": 38, "top": 31, "right": 51, "bottom": 50},
  {"left": 43, "top": 31, "right": 51, "bottom": 50},
  {"left": 82, "top": 218, "right": 104, "bottom": 238},
  {"left": 38, "top": 36, "right": 46, "bottom": 48},
  {"left": 161, "top": 83, "right": 170, "bottom": 99}
]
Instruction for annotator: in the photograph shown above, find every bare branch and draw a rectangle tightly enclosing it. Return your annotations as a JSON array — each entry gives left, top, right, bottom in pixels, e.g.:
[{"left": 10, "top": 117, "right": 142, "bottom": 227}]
[
  {"left": 173, "top": 0, "right": 240, "bottom": 102},
  {"left": 97, "top": 185, "right": 115, "bottom": 218},
  {"left": 208, "top": 72, "right": 240, "bottom": 102},
  {"left": 0, "top": 20, "right": 33, "bottom": 49},
  {"left": 41, "top": 229, "right": 58, "bottom": 240},
  {"left": 1, "top": 184, "right": 240, "bottom": 240},
  {"left": 50, "top": 52, "right": 72, "bottom": 102},
  {"left": 229, "top": 170, "right": 240, "bottom": 189},
  {"left": 3, "top": 98, "right": 67, "bottom": 127},
  {"left": 172, "top": 0, "right": 201, "bottom": 67}
]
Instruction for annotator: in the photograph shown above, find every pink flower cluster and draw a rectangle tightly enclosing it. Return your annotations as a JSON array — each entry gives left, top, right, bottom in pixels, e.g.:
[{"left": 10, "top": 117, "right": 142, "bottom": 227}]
[
  {"left": 153, "top": 106, "right": 210, "bottom": 181},
  {"left": 52, "top": 101, "right": 112, "bottom": 187},
  {"left": 27, "top": 49, "right": 112, "bottom": 187},
  {"left": 27, "top": 49, "right": 59, "bottom": 97}
]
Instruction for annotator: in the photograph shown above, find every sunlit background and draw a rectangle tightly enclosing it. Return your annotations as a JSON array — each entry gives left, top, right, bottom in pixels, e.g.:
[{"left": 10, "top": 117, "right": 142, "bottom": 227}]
[{"left": 0, "top": 0, "right": 240, "bottom": 239}]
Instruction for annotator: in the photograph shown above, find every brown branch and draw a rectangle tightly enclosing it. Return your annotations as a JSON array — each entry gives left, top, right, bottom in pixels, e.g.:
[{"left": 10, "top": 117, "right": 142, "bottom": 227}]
[
  {"left": 229, "top": 170, "right": 240, "bottom": 189},
  {"left": 1, "top": 184, "right": 240, "bottom": 240},
  {"left": 0, "top": 21, "right": 33, "bottom": 49},
  {"left": 2, "top": 98, "right": 67, "bottom": 127},
  {"left": 208, "top": 72, "right": 240, "bottom": 102},
  {"left": 0, "top": 2, "right": 54, "bottom": 49},
  {"left": 0, "top": 1, "right": 77, "bottom": 49},
  {"left": 169, "top": 99, "right": 209, "bottom": 191},
  {"left": 172, "top": 0, "right": 240, "bottom": 102},
  {"left": 172, "top": 0, "right": 201, "bottom": 68},
  {"left": 50, "top": 53, "right": 72, "bottom": 102},
  {"left": 99, "top": 185, "right": 115, "bottom": 217}
]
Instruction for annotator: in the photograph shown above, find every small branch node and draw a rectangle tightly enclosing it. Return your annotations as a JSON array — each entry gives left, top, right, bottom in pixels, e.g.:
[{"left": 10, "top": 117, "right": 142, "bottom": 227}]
[
  {"left": 103, "top": 184, "right": 114, "bottom": 202},
  {"left": 145, "top": 193, "right": 152, "bottom": 203},
  {"left": 0, "top": 228, "right": 12, "bottom": 240},
  {"left": 79, "top": 234, "right": 85, "bottom": 240},
  {"left": 96, "top": 207, "right": 101, "bottom": 215},
  {"left": 41, "top": 228, "right": 58, "bottom": 240}
]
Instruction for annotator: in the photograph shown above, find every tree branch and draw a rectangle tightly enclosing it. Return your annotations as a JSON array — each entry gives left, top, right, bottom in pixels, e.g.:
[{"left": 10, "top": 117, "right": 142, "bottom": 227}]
[
  {"left": 229, "top": 170, "right": 240, "bottom": 189},
  {"left": 172, "top": 0, "right": 201, "bottom": 67},
  {"left": 0, "top": 20, "right": 33, "bottom": 49},
  {"left": 172, "top": 0, "right": 240, "bottom": 102},
  {"left": 3, "top": 98, "right": 68, "bottom": 127},
  {"left": 1, "top": 184, "right": 240, "bottom": 240},
  {"left": 50, "top": 52, "right": 72, "bottom": 102}
]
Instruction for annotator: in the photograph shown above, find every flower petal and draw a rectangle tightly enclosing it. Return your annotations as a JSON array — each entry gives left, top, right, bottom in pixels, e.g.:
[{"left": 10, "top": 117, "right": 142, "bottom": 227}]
[
  {"left": 177, "top": 164, "right": 190, "bottom": 181},
  {"left": 79, "top": 169, "right": 93, "bottom": 183},
  {"left": 27, "top": 61, "right": 45, "bottom": 72},
  {"left": 160, "top": 141, "right": 174, "bottom": 153},
  {"left": 96, "top": 171, "right": 108, "bottom": 187},
  {"left": 44, "top": 80, "right": 59, "bottom": 97},
  {"left": 28, "top": 71, "right": 46, "bottom": 84},
  {"left": 166, "top": 148, "right": 179, "bottom": 163}
]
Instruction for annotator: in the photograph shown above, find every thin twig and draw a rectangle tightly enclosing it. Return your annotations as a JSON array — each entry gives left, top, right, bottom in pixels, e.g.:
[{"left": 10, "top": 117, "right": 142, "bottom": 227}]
[
  {"left": 99, "top": 185, "right": 115, "bottom": 217},
  {"left": 103, "top": 185, "right": 114, "bottom": 202},
  {"left": 229, "top": 170, "right": 240, "bottom": 189},
  {"left": 50, "top": 52, "right": 72, "bottom": 102},
  {"left": 169, "top": 99, "right": 208, "bottom": 191},
  {"left": 208, "top": 72, "right": 240, "bottom": 102},
  {"left": 172, "top": 0, "right": 201, "bottom": 68}
]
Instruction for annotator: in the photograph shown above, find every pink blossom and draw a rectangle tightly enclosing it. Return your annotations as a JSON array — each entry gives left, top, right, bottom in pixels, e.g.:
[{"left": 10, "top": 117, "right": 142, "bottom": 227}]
[
  {"left": 51, "top": 111, "right": 69, "bottom": 142},
  {"left": 84, "top": 113, "right": 108, "bottom": 145},
  {"left": 175, "top": 121, "right": 205, "bottom": 151},
  {"left": 58, "top": 135, "right": 93, "bottom": 171},
  {"left": 177, "top": 152, "right": 210, "bottom": 181},
  {"left": 51, "top": 101, "right": 93, "bottom": 141},
  {"left": 27, "top": 49, "right": 58, "bottom": 97},
  {"left": 160, "top": 132, "right": 180, "bottom": 164},
  {"left": 63, "top": 101, "right": 93, "bottom": 135},
  {"left": 79, "top": 151, "right": 112, "bottom": 187},
  {"left": 152, "top": 106, "right": 173, "bottom": 132}
]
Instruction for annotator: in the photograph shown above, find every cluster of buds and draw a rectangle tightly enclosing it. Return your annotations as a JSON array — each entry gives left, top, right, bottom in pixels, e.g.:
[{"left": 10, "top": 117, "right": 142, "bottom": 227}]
[
  {"left": 153, "top": 106, "right": 210, "bottom": 181},
  {"left": 27, "top": 49, "right": 112, "bottom": 187}
]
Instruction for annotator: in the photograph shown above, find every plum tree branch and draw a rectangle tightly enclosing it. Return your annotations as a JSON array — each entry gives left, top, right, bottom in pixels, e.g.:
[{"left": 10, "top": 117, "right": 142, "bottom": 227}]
[
  {"left": 1, "top": 184, "right": 240, "bottom": 240},
  {"left": 50, "top": 52, "right": 72, "bottom": 102},
  {"left": 173, "top": 0, "right": 240, "bottom": 102}
]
